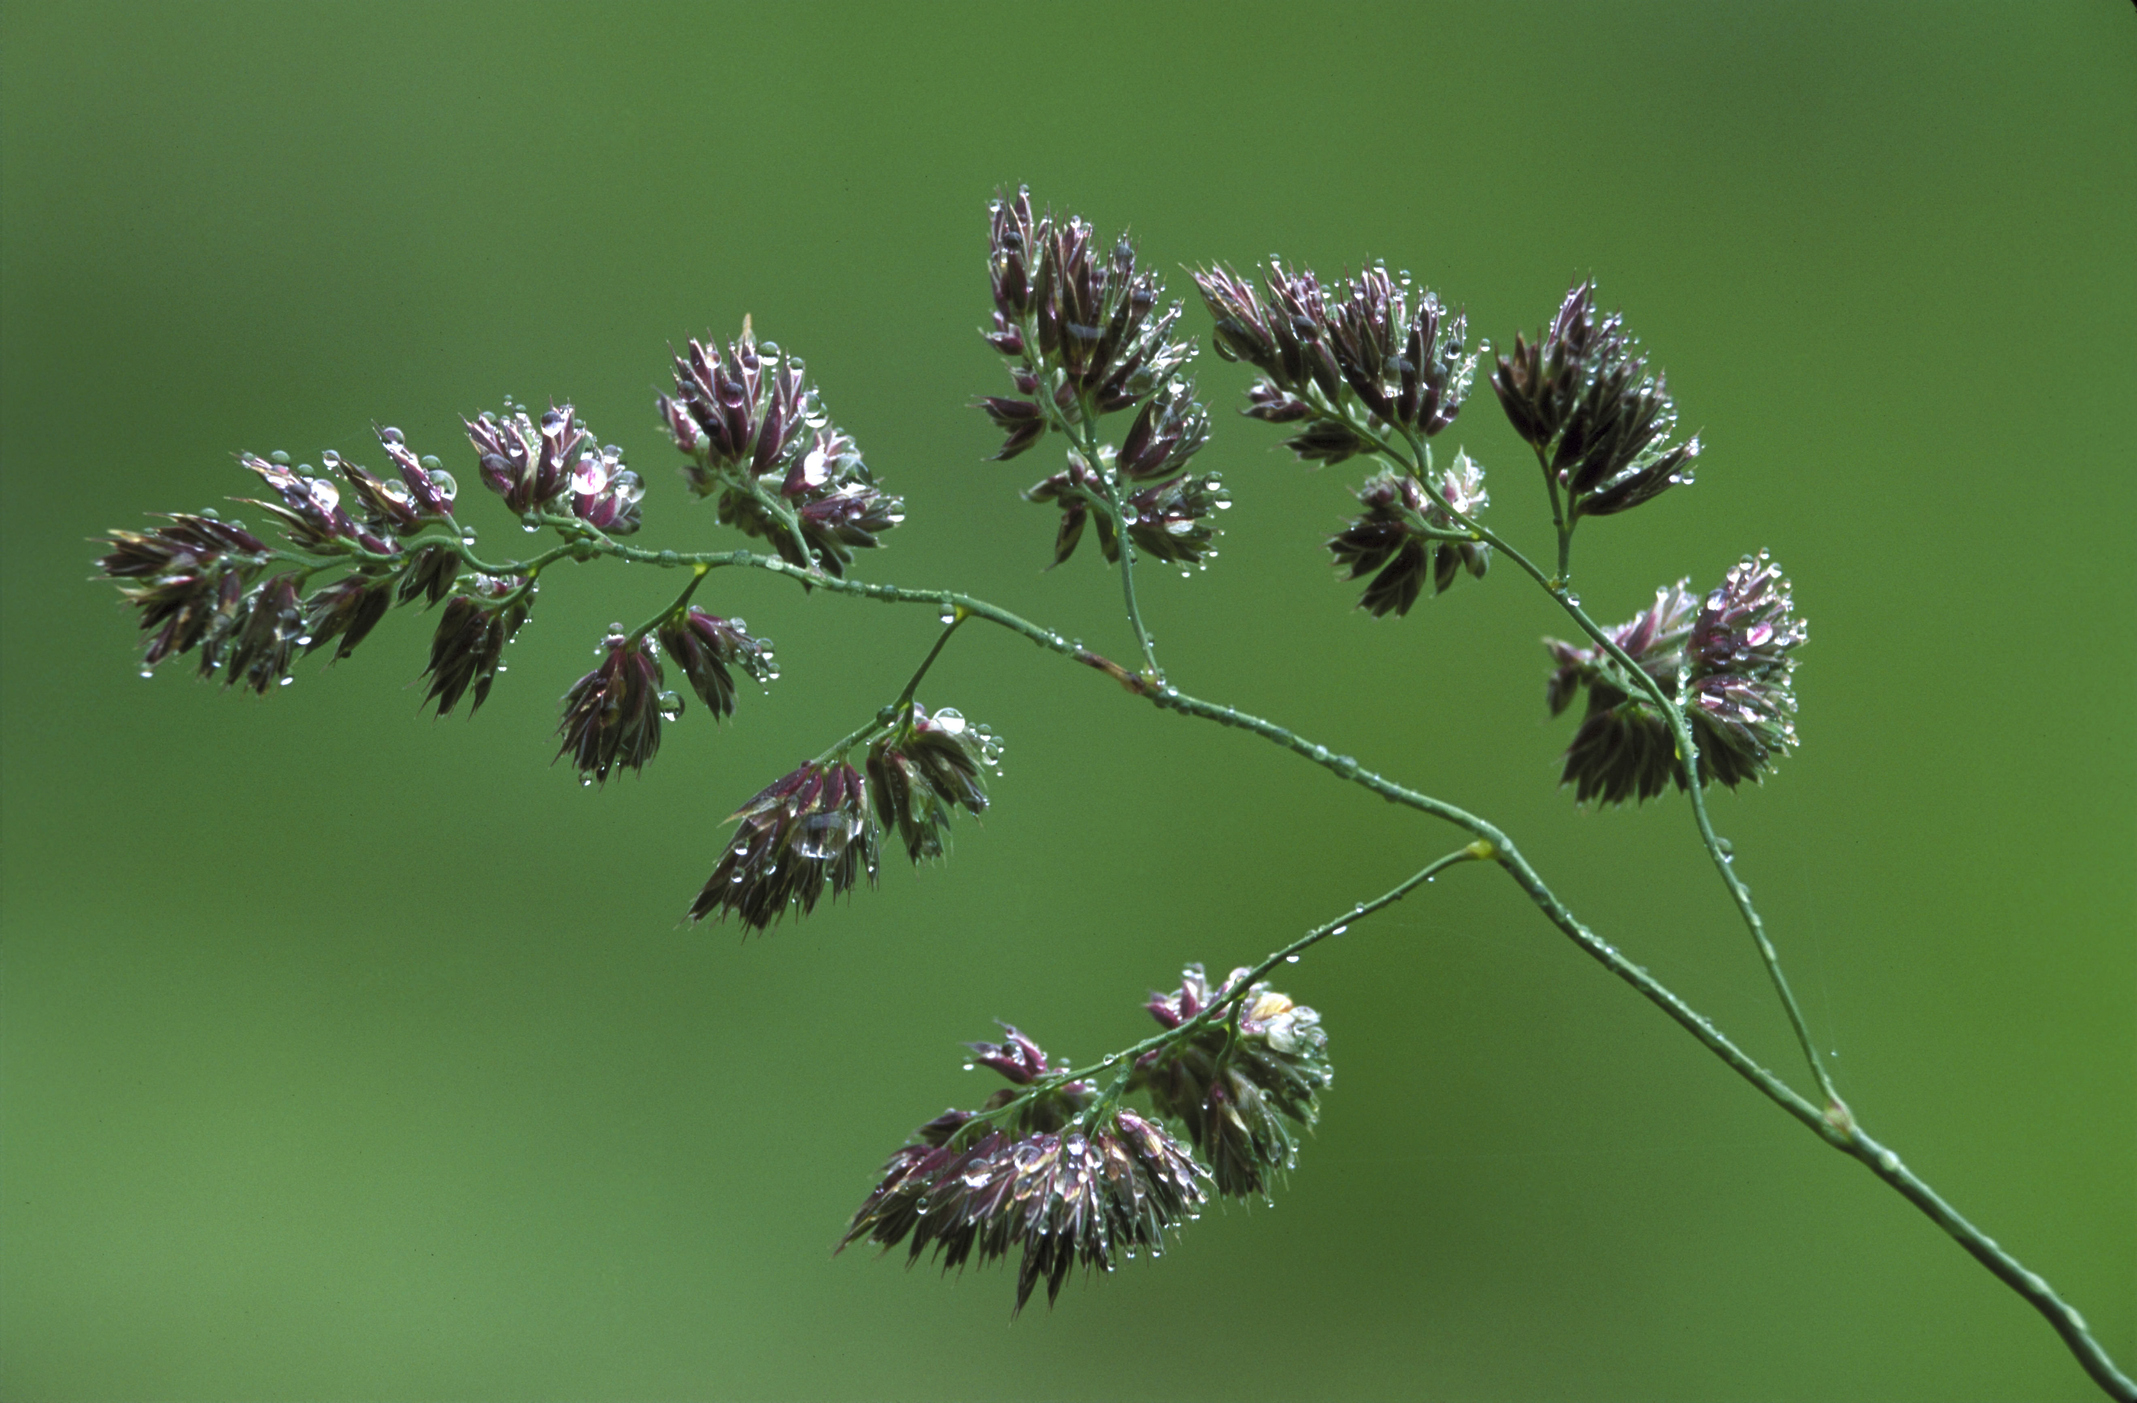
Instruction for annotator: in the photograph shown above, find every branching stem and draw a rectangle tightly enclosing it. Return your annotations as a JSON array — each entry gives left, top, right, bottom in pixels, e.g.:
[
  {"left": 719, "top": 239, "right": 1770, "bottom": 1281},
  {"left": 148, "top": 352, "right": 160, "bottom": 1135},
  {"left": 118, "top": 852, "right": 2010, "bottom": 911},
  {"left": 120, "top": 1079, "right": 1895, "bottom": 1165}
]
[
  {"left": 1380, "top": 422, "right": 1843, "bottom": 1112},
  {"left": 260, "top": 525, "right": 2130, "bottom": 1400}
]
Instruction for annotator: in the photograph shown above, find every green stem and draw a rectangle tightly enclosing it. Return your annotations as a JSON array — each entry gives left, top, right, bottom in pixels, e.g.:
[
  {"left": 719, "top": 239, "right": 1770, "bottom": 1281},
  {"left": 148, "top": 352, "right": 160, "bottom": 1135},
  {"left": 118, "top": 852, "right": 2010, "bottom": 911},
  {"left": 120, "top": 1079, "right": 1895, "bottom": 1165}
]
[
  {"left": 813, "top": 609, "right": 975, "bottom": 768},
  {"left": 893, "top": 609, "right": 969, "bottom": 712},
  {"left": 628, "top": 563, "right": 709, "bottom": 643},
  {"left": 1537, "top": 444, "right": 1571, "bottom": 584}
]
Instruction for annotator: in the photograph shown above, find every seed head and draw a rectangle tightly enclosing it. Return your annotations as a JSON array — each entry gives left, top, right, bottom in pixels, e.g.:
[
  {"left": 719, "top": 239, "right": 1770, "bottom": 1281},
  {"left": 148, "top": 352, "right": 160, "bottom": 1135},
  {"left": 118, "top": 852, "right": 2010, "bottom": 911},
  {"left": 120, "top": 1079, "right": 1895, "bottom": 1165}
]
[
  {"left": 1132, "top": 964, "right": 1332, "bottom": 1199},
  {"left": 1326, "top": 451, "right": 1492, "bottom": 617},
  {"left": 221, "top": 573, "right": 306, "bottom": 694},
  {"left": 1546, "top": 559, "right": 1805, "bottom": 801},
  {"left": 867, "top": 704, "right": 1000, "bottom": 863},
  {"left": 841, "top": 1024, "right": 1207, "bottom": 1315},
  {"left": 466, "top": 405, "right": 589, "bottom": 516},
  {"left": 239, "top": 453, "right": 394, "bottom": 556},
  {"left": 302, "top": 573, "right": 394, "bottom": 662},
  {"left": 557, "top": 630, "right": 666, "bottom": 784},
  {"left": 100, "top": 514, "right": 269, "bottom": 672},
  {"left": 656, "top": 607, "right": 774, "bottom": 720},
  {"left": 1492, "top": 280, "right": 1699, "bottom": 520},
  {"left": 1194, "top": 260, "right": 1477, "bottom": 452},
  {"left": 979, "top": 187, "right": 1198, "bottom": 457},
  {"left": 566, "top": 444, "right": 644, "bottom": 536},
  {"left": 689, "top": 760, "right": 878, "bottom": 930},
  {"left": 421, "top": 573, "right": 532, "bottom": 717},
  {"left": 1686, "top": 553, "right": 1806, "bottom": 787}
]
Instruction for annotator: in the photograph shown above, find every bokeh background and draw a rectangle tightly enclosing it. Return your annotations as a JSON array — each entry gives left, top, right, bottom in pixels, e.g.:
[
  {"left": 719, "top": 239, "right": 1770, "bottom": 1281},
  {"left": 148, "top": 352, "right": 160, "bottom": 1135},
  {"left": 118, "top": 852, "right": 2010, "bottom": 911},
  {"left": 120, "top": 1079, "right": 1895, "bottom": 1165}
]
[{"left": 4, "top": 4, "right": 2131, "bottom": 1399}]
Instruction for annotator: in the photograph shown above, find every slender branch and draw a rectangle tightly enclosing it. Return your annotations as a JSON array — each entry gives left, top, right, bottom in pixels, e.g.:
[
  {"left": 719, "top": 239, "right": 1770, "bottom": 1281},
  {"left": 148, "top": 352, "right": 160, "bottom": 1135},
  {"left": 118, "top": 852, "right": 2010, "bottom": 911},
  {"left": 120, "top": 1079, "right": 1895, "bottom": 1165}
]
[
  {"left": 893, "top": 608, "right": 969, "bottom": 711},
  {"left": 976, "top": 845, "right": 1488, "bottom": 1129},
  {"left": 1072, "top": 391, "right": 1162, "bottom": 678},
  {"left": 628, "top": 562, "right": 709, "bottom": 643},
  {"left": 1107, "top": 474, "right": 1162, "bottom": 678},
  {"left": 1534, "top": 443, "right": 1572, "bottom": 584}
]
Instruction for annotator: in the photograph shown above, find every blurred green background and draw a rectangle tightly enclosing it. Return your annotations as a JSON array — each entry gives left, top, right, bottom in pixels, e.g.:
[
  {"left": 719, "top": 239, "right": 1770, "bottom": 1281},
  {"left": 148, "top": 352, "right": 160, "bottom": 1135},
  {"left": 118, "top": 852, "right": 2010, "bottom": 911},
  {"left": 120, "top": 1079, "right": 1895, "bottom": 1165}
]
[{"left": 3, "top": 3, "right": 2131, "bottom": 1399}]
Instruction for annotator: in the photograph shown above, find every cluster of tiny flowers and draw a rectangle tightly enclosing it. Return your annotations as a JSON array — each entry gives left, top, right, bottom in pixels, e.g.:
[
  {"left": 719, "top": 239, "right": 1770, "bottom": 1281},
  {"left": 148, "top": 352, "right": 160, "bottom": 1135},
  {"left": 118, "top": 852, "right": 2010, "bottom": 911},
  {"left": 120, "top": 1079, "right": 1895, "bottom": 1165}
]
[
  {"left": 1545, "top": 555, "right": 1805, "bottom": 802},
  {"left": 100, "top": 513, "right": 272, "bottom": 676},
  {"left": 422, "top": 572, "right": 533, "bottom": 717},
  {"left": 101, "top": 426, "right": 483, "bottom": 694},
  {"left": 690, "top": 761, "right": 878, "bottom": 929},
  {"left": 982, "top": 188, "right": 1226, "bottom": 571},
  {"left": 658, "top": 318, "right": 903, "bottom": 576},
  {"left": 555, "top": 629, "right": 668, "bottom": 785},
  {"left": 656, "top": 607, "right": 776, "bottom": 720},
  {"left": 1684, "top": 552, "right": 1808, "bottom": 786},
  {"left": 1491, "top": 280, "right": 1700, "bottom": 521},
  {"left": 692, "top": 699, "right": 1002, "bottom": 928},
  {"left": 983, "top": 187, "right": 1197, "bottom": 440},
  {"left": 866, "top": 704, "right": 1001, "bottom": 863},
  {"left": 1194, "top": 259, "right": 1478, "bottom": 461},
  {"left": 467, "top": 403, "right": 643, "bottom": 532},
  {"left": 841, "top": 1027, "right": 1208, "bottom": 1315},
  {"left": 1130, "top": 964, "right": 1333, "bottom": 1199},
  {"left": 1022, "top": 447, "right": 1230, "bottom": 569},
  {"left": 1326, "top": 450, "right": 1493, "bottom": 617}
]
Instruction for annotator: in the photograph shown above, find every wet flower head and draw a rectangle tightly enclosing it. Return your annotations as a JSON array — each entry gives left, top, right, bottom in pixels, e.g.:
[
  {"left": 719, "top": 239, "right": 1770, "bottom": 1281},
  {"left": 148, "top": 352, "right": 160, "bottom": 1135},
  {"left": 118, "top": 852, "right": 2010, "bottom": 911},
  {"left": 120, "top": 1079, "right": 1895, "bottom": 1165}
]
[
  {"left": 1132, "top": 963, "right": 1333, "bottom": 1199},
  {"left": 566, "top": 444, "right": 644, "bottom": 536},
  {"left": 983, "top": 187, "right": 1196, "bottom": 438},
  {"left": 1193, "top": 259, "right": 1478, "bottom": 460},
  {"left": 660, "top": 321, "right": 902, "bottom": 574},
  {"left": 240, "top": 453, "right": 393, "bottom": 556},
  {"left": 1327, "top": 450, "right": 1493, "bottom": 618},
  {"left": 841, "top": 1025, "right": 1207, "bottom": 1315},
  {"left": 1685, "top": 552, "right": 1806, "bottom": 787},
  {"left": 100, "top": 513, "right": 269, "bottom": 673},
  {"left": 1546, "top": 557, "right": 1805, "bottom": 802},
  {"left": 1492, "top": 280, "right": 1700, "bottom": 520},
  {"left": 984, "top": 190, "right": 1222, "bottom": 570},
  {"left": 656, "top": 607, "right": 775, "bottom": 721},
  {"left": 689, "top": 760, "right": 878, "bottom": 930},
  {"left": 556, "top": 628, "right": 666, "bottom": 785},
  {"left": 421, "top": 572, "right": 533, "bottom": 717},
  {"left": 867, "top": 704, "right": 1001, "bottom": 864},
  {"left": 338, "top": 426, "right": 458, "bottom": 537},
  {"left": 467, "top": 403, "right": 590, "bottom": 517}
]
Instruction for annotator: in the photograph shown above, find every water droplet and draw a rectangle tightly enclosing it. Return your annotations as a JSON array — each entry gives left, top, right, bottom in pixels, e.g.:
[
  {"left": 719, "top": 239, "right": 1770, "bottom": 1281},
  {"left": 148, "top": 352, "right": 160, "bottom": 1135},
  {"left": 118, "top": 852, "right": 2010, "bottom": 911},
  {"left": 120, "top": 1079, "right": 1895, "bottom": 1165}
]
[
  {"left": 1284, "top": 954, "right": 1300, "bottom": 964},
  {"left": 1328, "top": 924, "right": 1348, "bottom": 937},
  {"left": 278, "top": 676, "right": 293, "bottom": 687},
  {"left": 295, "top": 635, "right": 313, "bottom": 648},
  {"left": 580, "top": 777, "right": 593, "bottom": 788},
  {"left": 961, "top": 1062, "right": 975, "bottom": 1072},
  {"left": 139, "top": 668, "right": 154, "bottom": 679}
]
